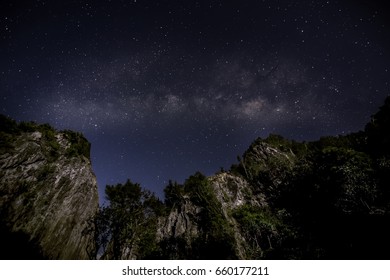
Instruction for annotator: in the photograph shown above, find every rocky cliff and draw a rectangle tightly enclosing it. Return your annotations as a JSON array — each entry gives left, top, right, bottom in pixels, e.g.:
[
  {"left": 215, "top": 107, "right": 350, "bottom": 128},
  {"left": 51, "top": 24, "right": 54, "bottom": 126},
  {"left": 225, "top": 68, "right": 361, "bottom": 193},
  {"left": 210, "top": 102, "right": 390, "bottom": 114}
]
[
  {"left": 154, "top": 145, "right": 292, "bottom": 260},
  {"left": 0, "top": 116, "right": 99, "bottom": 259},
  {"left": 95, "top": 139, "right": 299, "bottom": 260},
  {"left": 150, "top": 127, "right": 390, "bottom": 259}
]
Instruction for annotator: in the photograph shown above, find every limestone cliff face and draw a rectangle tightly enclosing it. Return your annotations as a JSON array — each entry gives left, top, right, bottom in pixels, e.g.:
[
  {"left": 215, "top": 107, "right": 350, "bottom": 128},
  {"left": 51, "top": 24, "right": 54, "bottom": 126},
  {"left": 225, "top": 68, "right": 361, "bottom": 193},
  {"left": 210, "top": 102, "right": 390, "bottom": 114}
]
[
  {"left": 240, "top": 139, "right": 296, "bottom": 190},
  {"left": 89, "top": 134, "right": 300, "bottom": 260},
  {"left": 152, "top": 139, "right": 297, "bottom": 259},
  {"left": 158, "top": 196, "right": 200, "bottom": 241},
  {"left": 156, "top": 169, "right": 279, "bottom": 259},
  {"left": 209, "top": 172, "right": 268, "bottom": 259},
  {"left": 0, "top": 119, "right": 99, "bottom": 259}
]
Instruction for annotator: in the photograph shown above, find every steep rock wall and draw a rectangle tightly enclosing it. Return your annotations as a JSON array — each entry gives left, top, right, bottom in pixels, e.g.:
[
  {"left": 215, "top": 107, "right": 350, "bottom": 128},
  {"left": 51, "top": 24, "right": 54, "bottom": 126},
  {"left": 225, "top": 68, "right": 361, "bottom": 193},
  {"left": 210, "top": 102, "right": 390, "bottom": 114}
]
[{"left": 0, "top": 121, "right": 99, "bottom": 259}]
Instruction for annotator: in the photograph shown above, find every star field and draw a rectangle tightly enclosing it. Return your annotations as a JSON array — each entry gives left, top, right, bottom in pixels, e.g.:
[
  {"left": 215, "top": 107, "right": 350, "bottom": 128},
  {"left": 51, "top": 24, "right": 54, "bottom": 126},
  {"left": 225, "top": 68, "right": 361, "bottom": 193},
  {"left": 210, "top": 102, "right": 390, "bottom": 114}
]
[{"left": 1, "top": 0, "right": 389, "bottom": 203}]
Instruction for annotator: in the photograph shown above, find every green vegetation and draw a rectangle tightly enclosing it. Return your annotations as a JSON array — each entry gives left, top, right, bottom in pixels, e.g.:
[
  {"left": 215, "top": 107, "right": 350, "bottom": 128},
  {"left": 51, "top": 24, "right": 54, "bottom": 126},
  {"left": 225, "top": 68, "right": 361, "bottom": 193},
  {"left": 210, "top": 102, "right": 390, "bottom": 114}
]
[
  {"left": 183, "top": 172, "right": 236, "bottom": 259},
  {"left": 162, "top": 172, "right": 238, "bottom": 259},
  {"left": 164, "top": 180, "right": 184, "bottom": 208},
  {"left": 0, "top": 114, "right": 91, "bottom": 161},
  {"left": 0, "top": 116, "right": 60, "bottom": 159},
  {"left": 0, "top": 114, "right": 19, "bottom": 134},
  {"left": 90, "top": 180, "right": 164, "bottom": 259},
  {"left": 365, "top": 96, "right": 390, "bottom": 157},
  {"left": 90, "top": 172, "right": 238, "bottom": 259},
  {"left": 63, "top": 130, "right": 91, "bottom": 159},
  {"left": 233, "top": 205, "right": 293, "bottom": 259},
  {"left": 0, "top": 115, "right": 19, "bottom": 153}
]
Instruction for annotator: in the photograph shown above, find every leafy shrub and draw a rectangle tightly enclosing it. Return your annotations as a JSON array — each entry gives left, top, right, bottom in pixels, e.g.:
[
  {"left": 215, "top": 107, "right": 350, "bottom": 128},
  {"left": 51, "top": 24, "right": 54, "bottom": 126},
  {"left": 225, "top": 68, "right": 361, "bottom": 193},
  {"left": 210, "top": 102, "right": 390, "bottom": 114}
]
[
  {"left": 164, "top": 180, "right": 184, "bottom": 208},
  {"left": 365, "top": 96, "right": 390, "bottom": 157},
  {"left": 37, "top": 123, "right": 56, "bottom": 139},
  {"left": 18, "top": 121, "right": 37, "bottom": 133},
  {"left": 0, "top": 114, "right": 19, "bottom": 133},
  {"left": 63, "top": 130, "right": 91, "bottom": 159},
  {"left": 233, "top": 205, "right": 286, "bottom": 258}
]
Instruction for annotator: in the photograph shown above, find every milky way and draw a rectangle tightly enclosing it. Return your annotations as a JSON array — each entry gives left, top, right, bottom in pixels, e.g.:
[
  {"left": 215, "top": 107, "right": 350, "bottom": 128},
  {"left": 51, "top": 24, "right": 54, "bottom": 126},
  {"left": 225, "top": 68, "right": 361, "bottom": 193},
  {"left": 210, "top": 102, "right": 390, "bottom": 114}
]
[{"left": 1, "top": 0, "right": 389, "bottom": 203}]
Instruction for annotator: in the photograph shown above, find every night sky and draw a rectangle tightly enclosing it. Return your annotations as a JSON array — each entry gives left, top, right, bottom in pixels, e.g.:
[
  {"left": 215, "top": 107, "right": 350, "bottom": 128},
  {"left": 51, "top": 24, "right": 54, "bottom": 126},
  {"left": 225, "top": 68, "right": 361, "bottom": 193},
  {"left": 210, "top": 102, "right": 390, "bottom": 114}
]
[{"left": 1, "top": 0, "right": 389, "bottom": 204}]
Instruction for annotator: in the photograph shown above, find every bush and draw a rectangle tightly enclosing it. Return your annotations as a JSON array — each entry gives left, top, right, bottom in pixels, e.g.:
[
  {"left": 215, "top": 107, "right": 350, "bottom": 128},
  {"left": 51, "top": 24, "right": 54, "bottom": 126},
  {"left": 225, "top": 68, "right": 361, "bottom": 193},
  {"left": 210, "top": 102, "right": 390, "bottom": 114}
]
[
  {"left": 233, "top": 205, "right": 286, "bottom": 258},
  {"left": 0, "top": 114, "right": 19, "bottom": 134},
  {"left": 91, "top": 180, "right": 163, "bottom": 259},
  {"left": 18, "top": 121, "right": 37, "bottom": 133},
  {"left": 63, "top": 130, "right": 91, "bottom": 159},
  {"left": 164, "top": 180, "right": 184, "bottom": 208}
]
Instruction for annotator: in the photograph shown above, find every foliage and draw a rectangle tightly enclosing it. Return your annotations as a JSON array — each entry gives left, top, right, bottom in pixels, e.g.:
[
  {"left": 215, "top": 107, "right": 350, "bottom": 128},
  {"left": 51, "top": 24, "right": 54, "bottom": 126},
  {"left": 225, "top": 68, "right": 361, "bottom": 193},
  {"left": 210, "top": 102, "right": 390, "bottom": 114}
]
[
  {"left": 0, "top": 115, "right": 19, "bottom": 153},
  {"left": 163, "top": 180, "right": 184, "bottom": 208},
  {"left": 264, "top": 134, "right": 308, "bottom": 158},
  {"left": 365, "top": 96, "right": 390, "bottom": 156},
  {"left": 157, "top": 236, "right": 189, "bottom": 259},
  {"left": 318, "top": 147, "right": 376, "bottom": 213},
  {"left": 0, "top": 114, "right": 19, "bottom": 134},
  {"left": 273, "top": 141, "right": 382, "bottom": 258},
  {"left": 309, "top": 132, "right": 367, "bottom": 154},
  {"left": 233, "top": 205, "right": 292, "bottom": 258},
  {"left": 226, "top": 98, "right": 390, "bottom": 259},
  {"left": 18, "top": 121, "right": 37, "bottom": 132},
  {"left": 159, "top": 172, "right": 238, "bottom": 259},
  {"left": 231, "top": 135, "right": 300, "bottom": 185},
  {"left": 1, "top": 115, "right": 92, "bottom": 160},
  {"left": 183, "top": 172, "right": 237, "bottom": 259},
  {"left": 91, "top": 180, "right": 163, "bottom": 259},
  {"left": 63, "top": 130, "right": 91, "bottom": 159}
]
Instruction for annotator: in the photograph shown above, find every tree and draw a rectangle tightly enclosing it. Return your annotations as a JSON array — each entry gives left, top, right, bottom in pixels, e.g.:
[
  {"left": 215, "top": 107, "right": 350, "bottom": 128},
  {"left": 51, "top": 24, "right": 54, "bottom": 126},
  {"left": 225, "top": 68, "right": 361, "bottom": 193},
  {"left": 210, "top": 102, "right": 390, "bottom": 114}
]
[
  {"left": 92, "top": 180, "right": 163, "bottom": 259},
  {"left": 163, "top": 180, "right": 184, "bottom": 208},
  {"left": 183, "top": 172, "right": 237, "bottom": 259},
  {"left": 365, "top": 96, "right": 390, "bottom": 157}
]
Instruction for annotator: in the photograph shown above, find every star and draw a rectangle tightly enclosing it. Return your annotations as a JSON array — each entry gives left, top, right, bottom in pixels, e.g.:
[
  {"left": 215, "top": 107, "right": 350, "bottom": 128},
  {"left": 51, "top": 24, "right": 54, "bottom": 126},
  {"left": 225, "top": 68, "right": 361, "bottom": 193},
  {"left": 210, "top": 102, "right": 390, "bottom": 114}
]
[{"left": 1, "top": 0, "right": 389, "bottom": 203}]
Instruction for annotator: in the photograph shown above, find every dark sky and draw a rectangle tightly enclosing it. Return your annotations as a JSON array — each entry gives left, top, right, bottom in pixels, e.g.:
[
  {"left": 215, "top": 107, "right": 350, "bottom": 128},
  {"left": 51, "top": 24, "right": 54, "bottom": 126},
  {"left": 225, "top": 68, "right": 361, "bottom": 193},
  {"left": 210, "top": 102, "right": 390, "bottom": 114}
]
[{"left": 1, "top": 0, "right": 389, "bottom": 204}]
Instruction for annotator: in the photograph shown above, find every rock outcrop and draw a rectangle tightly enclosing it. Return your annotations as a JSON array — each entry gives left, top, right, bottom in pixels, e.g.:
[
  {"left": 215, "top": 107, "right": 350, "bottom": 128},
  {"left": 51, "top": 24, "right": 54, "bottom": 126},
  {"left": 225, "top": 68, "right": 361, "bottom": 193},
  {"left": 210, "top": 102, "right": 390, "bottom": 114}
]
[
  {"left": 0, "top": 117, "right": 99, "bottom": 259},
  {"left": 157, "top": 167, "right": 276, "bottom": 259}
]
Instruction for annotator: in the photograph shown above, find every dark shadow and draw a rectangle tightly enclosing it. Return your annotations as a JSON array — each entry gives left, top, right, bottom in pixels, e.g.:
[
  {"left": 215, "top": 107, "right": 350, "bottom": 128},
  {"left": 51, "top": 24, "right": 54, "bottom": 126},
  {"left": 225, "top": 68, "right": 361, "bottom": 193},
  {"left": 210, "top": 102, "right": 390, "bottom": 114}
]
[{"left": 0, "top": 223, "right": 46, "bottom": 260}]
